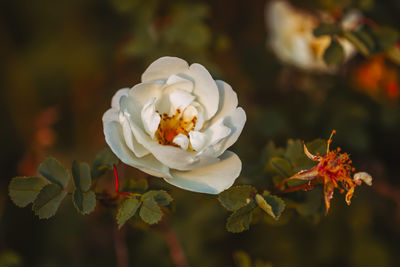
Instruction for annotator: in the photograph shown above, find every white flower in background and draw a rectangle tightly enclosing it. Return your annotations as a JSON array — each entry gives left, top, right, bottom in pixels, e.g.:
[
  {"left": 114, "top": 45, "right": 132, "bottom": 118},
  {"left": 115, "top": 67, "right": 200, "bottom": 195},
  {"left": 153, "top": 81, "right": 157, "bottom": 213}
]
[
  {"left": 103, "top": 57, "right": 246, "bottom": 194},
  {"left": 266, "top": 1, "right": 359, "bottom": 72}
]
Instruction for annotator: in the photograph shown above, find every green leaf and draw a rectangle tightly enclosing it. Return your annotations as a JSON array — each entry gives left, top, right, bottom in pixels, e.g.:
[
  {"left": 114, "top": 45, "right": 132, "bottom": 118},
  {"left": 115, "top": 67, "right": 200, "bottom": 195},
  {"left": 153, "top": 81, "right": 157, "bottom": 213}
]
[
  {"left": 313, "top": 23, "right": 342, "bottom": 37},
  {"left": 116, "top": 198, "right": 141, "bottom": 229},
  {"left": 141, "top": 190, "right": 173, "bottom": 206},
  {"left": 92, "top": 147, "right": 120, "bottom": 179},
  {"left": 38, "top": 157, "right": 70, "bottom": 189},
  {"left": 226, "top": 201, "right": 257, "bottom": 233},
  {"left": 284, "top": 139, "right": 314, "bottom": 172},
  {"left": 73, "top": 190, "right": 96, "bottom": 215},
  {"left": 343, "top": 29, "right": 375, "bottom": 56},
  {"left": 305, "top": 139, "right": 326, "bottom": 156},
  {"left": 71, "top": 161, "right": 92, "bottom": 192},
  {"left": 323, "top": 39, "right": 345, "bottom": 66},
  {"left": 139, "top": 196, "right": 163, "bottom": 224},
  {"left": 121, "top": 178, "right": 149, "bottom": 194},
  {"left": 32, "top": 184, "right": 67, "bottom": 219},
  {"left": 269, "top": 157, "right": 293, "bottom": 178},
  {"left": 258, "top": 192, "right": 286, "bottom": 220},
  {"left": 218, "top": 185, "right": 257, "bottom": 212},
  {"left": 9, "top": 177, "right": 47, "bottom": 207}
]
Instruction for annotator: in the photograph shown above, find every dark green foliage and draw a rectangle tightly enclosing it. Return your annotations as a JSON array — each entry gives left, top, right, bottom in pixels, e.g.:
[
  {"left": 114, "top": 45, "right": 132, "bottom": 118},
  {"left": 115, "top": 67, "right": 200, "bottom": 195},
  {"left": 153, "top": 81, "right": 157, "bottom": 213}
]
[
  {"left": 323, "top": 39, "right": 345, "bottom": 66},
  {"left": 226, "top": 201, "right": 257, "bottom": 233},
  {"left": 91, "top": 147, "right": 119, "bottom": 179},
  {"left": 9, "top": 177, "right": 47, "bottom": 207},
  {"left": 218, "top": 185, "right": 257, "bottom": 211},
  {"left": 38, "top": 157, "right": 70, "bottom": 189},
  {"left": 32, "top": 184, "right": 67, "bottom": 219},
  {"left": 259, "top": 192, "right": 286, "bottom": 220},
  {"left": 313, "top": 23, "right": 342, "bottom": 37},
  {"left": 117, "top": 198, "right": 141, "bottom": 229},
  {"left": 72, "top": 161, "right": 96, "bottom": 215},
  {"left": 122, "top": 178, "right": 149, "bottom": 194},
  {"left": 139, "top": 190, "right": 173, "bottom": 224}
]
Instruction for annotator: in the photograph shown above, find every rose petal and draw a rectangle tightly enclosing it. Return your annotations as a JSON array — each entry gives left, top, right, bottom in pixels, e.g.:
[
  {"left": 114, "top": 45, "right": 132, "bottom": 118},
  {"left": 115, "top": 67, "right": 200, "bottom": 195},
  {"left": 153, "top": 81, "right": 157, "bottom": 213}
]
[
  {"left": 166, "top": 75, "right": 194, "bottom": 92},
  {"left": 141, "top": 98, "right": 161, "bottom": 139},
  {"left": 200, "top": 107, "right": 246, "bottom": 157},
  {"left": 129, "top": 82, "right": 163, "bottom": 108},
  {"left": 209, "top": 80, "right": 238, "bottom": 124},
  {"left": 164, "top": 151, "right": 242, "bottom": 194},
  {"left": 111, "top": 88, "right": 130, "bottom": 109},
  {"left": 202, "top": 117, "right": 232, "bottom": 148},
  {"left": 189, "top": 131, "right": 208, "bottom": 151},
  {"left": 173, "top": 134, "right": 189, "bottom": 150},
  {"left": 102, "top": 109, "right": 119, "bottom": 124},
  {"left": 169, "top": 90, "right": 195, "bottom": 114},
  {"left": 185, "top": 63, "right": 219, "bottom": 120},
  {"left": 119, "top": 112, "right": 149, "bottom": 157},
  {"left": 104, "top": 121, "right": 170, "bottom": 177},
  {"left": 142, "top": 57, "right": 189, "bottom": 82}
]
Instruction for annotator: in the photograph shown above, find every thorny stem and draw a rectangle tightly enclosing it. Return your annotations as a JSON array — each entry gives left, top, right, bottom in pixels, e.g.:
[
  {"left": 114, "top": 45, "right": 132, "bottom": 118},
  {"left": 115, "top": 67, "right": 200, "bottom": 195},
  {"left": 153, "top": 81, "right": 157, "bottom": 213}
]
[{"left": 158, "top": 220, "right": 189, "bottom": 267}]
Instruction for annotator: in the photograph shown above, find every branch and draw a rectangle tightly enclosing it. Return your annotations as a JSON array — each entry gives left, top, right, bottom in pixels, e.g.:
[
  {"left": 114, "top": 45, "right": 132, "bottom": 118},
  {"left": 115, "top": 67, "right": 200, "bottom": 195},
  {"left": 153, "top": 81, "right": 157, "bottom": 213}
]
[
  {"left": 114, "top": 225, "right": 129, "bottom": 267},
  {"left": 158, "top": 220, "right": 189, "bottom": 267}
]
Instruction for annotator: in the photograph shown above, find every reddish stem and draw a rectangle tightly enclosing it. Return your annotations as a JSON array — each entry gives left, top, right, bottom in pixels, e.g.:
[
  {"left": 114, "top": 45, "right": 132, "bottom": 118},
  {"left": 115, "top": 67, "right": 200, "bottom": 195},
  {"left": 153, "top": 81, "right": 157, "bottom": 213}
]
[
  {"left": 114, "top": 164, "right": 119, "bottom": 193},
  {"left": 362, "top": 17, "right": 379, "bottom": 28}
]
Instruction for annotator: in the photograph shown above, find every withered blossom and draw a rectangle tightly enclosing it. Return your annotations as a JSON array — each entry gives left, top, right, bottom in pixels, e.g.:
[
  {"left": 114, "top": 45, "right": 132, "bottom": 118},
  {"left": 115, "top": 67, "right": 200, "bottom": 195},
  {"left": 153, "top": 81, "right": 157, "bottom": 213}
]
[{"left": 277, "top": 130, "right": 372, "bottom": 214}]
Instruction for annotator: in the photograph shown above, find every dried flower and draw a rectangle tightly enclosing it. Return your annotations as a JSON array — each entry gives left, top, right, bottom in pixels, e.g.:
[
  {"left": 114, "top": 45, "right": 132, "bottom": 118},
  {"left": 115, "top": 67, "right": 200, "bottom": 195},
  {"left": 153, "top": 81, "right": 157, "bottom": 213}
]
[{"left": 277, "top": 130, "right": 372, "bottom": 214}]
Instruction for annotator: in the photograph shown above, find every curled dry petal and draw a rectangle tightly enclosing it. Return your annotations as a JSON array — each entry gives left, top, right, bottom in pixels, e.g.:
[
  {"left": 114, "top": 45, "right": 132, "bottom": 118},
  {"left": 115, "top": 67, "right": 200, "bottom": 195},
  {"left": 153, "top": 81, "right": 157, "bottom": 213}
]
[{"left": 353, "top": 172, "right": 373, "bottom": 186}]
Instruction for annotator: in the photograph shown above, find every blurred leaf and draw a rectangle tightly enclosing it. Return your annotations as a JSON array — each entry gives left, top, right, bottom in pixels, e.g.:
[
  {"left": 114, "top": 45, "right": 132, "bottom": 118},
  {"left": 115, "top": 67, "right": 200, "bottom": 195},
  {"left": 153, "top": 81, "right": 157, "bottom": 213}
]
[
  {"left": 323, "top": 39, "right": 345, "bottom": 66},
  {"left": 387, "top": 45, "right": 400, "bottom": 65},
  {"left": 73, "top": 190, "right": 96, "bottom": 215},
  {"left": 9, "top": 177, "right": 47, "bottom": 207},
  {"left": 92, "top": 147, "right": 120, "bottom": 179},
  {"left": 256, "top": 193, "right": 285, "bottom": 220},
  {"left": 233, "top": 251, "right": 252, "bottom": 267},
  {"left": 284, "top": 139, "right": 311, "bottom": 171},
  {"left": 122, "top": 178, "right": 149, "bottom": 194},
  {"left": 255, "top": 260, "right": 273, "bottom": 267},
  {"left": 72, "top": 161, "right": 91, "bottom": 192},
  {"left": 343, "top": 29, "right": 375, "bottom": 56},
  {"left": 139, "top": 196, "right": 163, "bottom": 224},
  {"left": 263, "top": 141, "right": 285, "bottom": 160},
  {"left": 372, "top": 26, "right": 399, "bottom": 51},
  {"left": 269, "top": 157, "right": 293, "bottom": 178},
  {"left": 226, "top": 201, "right": 257, "bottom": 233},
  {"left": 218, "top": 185, "right": 257, "bottom": 212},
  {"left": 294, "top": 186, "right": 323, "bottom": 217},
  {"left": 117, "top": 198, "right": 141, "bottom": 229},
  {"left": 142, "top": 190, "right": 173, "bottom": 206},
  {"left": 306, "top": 139, "right": 327, "bottom": 156},
  {"left": 357, "top": 0, "right": 375, "bottom": 10},
  {"left": 32, "top": 184, "right": 67, "bottom": 219},
  {"left": 38, "top": 157, "right": 70, "bottom": 189},
  {"left": 313, "top": 23, "right": 342, "bottom": 37},
  {"left": 0, "top": 250, "right": 22, "bottom": 267}
]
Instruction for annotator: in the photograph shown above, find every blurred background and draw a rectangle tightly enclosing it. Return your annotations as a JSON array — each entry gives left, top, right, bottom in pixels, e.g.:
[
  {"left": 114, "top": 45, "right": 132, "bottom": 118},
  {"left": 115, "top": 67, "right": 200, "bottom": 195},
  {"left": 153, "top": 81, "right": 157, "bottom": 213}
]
[{"left": 1, "top": 0, "right": 400, "bottom": 266}]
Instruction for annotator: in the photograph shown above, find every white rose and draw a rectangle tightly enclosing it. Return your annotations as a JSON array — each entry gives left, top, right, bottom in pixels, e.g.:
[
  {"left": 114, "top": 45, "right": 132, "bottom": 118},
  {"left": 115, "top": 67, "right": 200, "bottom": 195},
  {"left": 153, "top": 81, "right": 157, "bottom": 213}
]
[
  {"left": 266, "top": 1, "right": 358, "bottom": 72},
  {"left": 102, "top": 57, "right": 246, "bottom": 194}
]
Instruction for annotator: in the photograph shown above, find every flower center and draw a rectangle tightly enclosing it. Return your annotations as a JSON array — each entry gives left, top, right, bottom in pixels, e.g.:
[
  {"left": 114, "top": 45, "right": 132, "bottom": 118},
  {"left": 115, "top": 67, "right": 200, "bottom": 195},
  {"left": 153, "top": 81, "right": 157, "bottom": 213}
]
[
  {"left": 155, "top": 109, "right": 197, "bottom": 147},
  {"left": 317, "top": 149, "right": 353, "bottom": 183}
]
